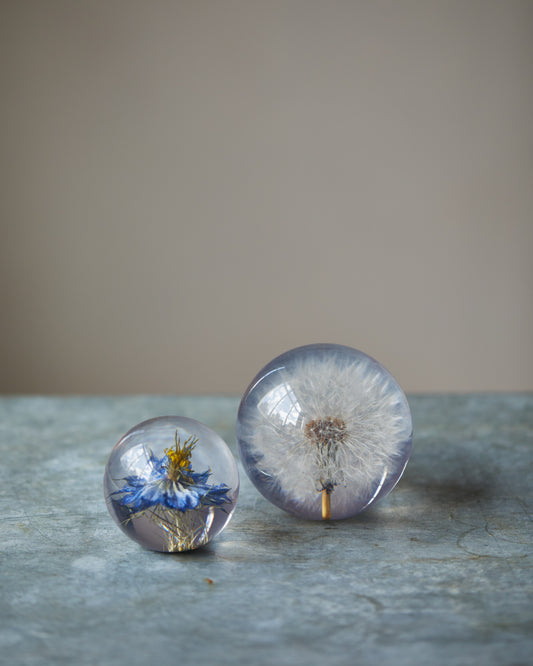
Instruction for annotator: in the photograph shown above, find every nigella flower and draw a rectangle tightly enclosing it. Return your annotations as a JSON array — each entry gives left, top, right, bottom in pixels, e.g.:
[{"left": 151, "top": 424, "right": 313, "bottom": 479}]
[
  {"left": 104, "top": 417, "right": 239, "bottom": 553},
  {"left": 237, "top": 344, "right": 413, "bottom": 520},
  {"left": 113, "top": 432, "right": 232, "bottom": 518}
]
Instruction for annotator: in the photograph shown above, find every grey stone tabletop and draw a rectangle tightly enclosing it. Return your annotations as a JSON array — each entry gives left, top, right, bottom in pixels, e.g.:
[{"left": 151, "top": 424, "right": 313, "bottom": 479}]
[{"left": 0, "top": 394, "right": 532, "bottom": 666}]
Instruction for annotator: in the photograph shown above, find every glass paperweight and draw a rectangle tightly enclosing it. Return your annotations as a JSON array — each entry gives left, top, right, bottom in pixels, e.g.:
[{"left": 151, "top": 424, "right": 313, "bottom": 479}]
[
  {"left": 104, "top": 416, "right": 239, "bottom": 552},
  {"left": 236, "top": 344, "right": 412, "bottom": 520}
]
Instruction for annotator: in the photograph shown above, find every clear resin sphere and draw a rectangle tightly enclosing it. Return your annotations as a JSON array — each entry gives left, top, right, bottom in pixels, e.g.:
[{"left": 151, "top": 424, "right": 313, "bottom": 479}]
[
  {"left": 236, "top": 344, "right": 412, "bottom": 520},
  {"left": 104, "top": 416, "right": 239, "bottom": 552}
]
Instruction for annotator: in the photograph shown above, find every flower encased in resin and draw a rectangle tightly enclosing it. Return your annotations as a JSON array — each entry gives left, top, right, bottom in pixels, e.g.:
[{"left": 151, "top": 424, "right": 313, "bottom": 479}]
[
  {"left": 236, "top": 344, "right": 412, "bottom": 520},
  {"left": 104, "top": 416, "right": 239, "bottom": 551}
]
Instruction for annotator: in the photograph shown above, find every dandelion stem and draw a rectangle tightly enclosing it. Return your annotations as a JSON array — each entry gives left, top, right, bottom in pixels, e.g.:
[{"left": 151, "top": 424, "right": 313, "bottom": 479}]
[
  {"left": 321, "top": 488, "right": 331, "bottom": 520},
  {"left": 305, "top": 416, "right": 345, "bottom": 520}
]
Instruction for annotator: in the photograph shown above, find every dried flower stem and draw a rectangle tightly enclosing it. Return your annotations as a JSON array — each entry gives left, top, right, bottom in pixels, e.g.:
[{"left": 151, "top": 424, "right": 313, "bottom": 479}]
[
  {"left": 305, "top": 416, "right": 346, "bottom": 520},
  {"left": 151, "top": 506, "right": 213, "bottom": 552},
  {"left": 321, "top": 488, "right": 331, "bottom": 520}
]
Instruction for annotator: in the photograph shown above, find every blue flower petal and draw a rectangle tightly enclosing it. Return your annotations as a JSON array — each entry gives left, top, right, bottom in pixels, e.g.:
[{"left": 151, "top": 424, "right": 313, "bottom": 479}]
[
  {"left": 200, "top": 483, "right": 233, "bottom": 506},
  {"left": 188, "top": 470, "right": 211, "bottom": 485},
  {"left": 165, "top": 485, "right": 200, "bottom": 511},
  {"left": 113, "top": 455, "right": 232, "bottom": 515}
]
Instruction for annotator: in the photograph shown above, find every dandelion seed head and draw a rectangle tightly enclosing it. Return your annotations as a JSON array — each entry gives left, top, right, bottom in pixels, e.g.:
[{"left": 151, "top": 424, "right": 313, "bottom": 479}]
[{"left": 236, "top": 344, "right": 413, "bottom": 520}]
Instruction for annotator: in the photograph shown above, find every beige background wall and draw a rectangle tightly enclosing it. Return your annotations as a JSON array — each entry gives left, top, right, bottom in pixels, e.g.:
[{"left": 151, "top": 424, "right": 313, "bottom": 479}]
[{"left": 1, "top": 0, "right": 532, "bottom": 395}]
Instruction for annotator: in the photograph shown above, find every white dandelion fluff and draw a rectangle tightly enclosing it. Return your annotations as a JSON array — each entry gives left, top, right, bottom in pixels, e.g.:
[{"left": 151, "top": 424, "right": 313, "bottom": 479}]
[{"left": 236, "top": 344, "right": 413, "bottom": 520}]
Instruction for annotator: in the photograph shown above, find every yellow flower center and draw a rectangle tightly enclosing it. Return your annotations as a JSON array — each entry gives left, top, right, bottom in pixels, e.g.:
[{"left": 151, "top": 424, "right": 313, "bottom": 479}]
[{"left": 164, "top": 432, "right": 198, "bottom": 482}]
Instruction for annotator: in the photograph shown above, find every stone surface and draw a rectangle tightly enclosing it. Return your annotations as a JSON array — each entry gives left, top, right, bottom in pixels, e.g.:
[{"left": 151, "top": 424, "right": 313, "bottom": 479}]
[{"left": 0, "top": 394, "right": 532, "bottom": 665}]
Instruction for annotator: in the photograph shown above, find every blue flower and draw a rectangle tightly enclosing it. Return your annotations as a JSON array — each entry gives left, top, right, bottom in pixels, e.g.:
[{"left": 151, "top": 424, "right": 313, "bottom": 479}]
[{"left": 113, "top": 434, "right": 232, "bottom": 516}]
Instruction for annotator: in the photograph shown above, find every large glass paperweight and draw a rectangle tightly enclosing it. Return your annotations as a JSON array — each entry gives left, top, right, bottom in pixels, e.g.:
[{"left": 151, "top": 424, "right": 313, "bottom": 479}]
[
  {"left": 236, "top": 344, "right": 412, "bottom": 520},
  {"left": 104, "top": 416, "right": 239, "bottom": 551}
]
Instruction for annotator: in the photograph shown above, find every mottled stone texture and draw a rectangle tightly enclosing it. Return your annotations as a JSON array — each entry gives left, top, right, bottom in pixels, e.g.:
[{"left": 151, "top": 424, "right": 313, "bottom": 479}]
[{"left": 1, "top": 395, "right": 532, "bottom": 665}]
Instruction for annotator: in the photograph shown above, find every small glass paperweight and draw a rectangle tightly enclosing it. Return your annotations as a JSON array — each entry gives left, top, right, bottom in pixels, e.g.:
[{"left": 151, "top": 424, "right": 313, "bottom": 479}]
[
  {"left": 104, "top": 416, "right": 239, "bottom": 552},
  {"left": 236, "top": 344, "right": 412, "bottom": 520}
]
